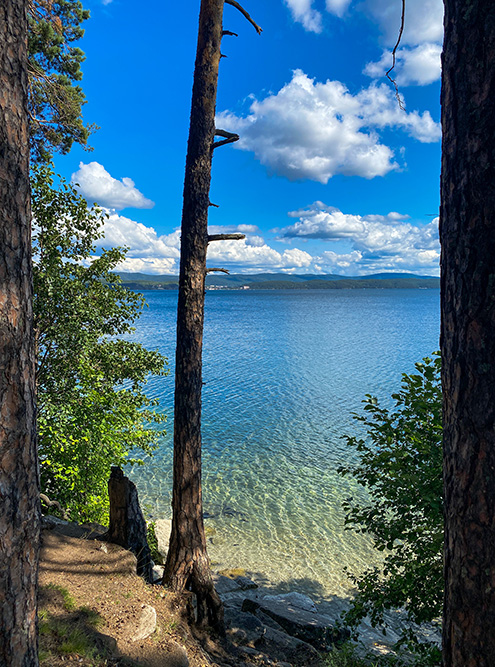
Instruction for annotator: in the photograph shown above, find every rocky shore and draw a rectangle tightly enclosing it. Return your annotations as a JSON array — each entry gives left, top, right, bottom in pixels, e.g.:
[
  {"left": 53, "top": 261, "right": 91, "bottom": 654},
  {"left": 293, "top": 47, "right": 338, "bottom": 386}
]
[
  {"left": 152, "top": 519, "right": 441, "bottom": 665},
  {"left": 41, "top": 514, "right": 440, "bottom": 666}
]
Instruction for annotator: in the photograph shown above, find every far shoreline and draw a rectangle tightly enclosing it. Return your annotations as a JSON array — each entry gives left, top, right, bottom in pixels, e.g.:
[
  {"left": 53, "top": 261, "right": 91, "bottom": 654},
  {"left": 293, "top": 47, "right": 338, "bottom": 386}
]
[{"left": 119, "top": 278, "right": 440, "bottom": 292}]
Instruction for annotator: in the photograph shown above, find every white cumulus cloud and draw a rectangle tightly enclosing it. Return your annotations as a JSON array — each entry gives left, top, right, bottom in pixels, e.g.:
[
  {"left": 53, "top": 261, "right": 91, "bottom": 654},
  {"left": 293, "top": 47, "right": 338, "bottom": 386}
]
[
  {"left": 283, "top": 0, "right": 444, "bottom": 86},
  {"left": 96, "top": 216, "right": 316, "bottom": 274},
  {"left": 280, "top": 203, "right": 410, "bottom": 239},
  {"left": 284, "top": 0, "right": 443, "bottom": 55},
  {"left": 217, "top": 70, "right": 440, "bottom": 184},
  {"left": 284, "top": 0, "right": 351, "bottom": 29},
  {"left": 363, "top": 0, "right": 444, "bottom": 47},
  {"left": 325, "top": 0, "right": 351, "bottom": 17},
  {"left": 278, "top": 201, "right": 440, "bottom": 274},
  {"left": 360, "top": 0, "right": 443, "bottom": 87},
  {"left": 90, "top": 207, "right": 439, "bottom": 276},
  {"left": 101, "top": 212, "right": 180, "bottom": 259},
  {"left": 92, "top": 212, "right": 180, "bottom": 274},
  {"left": 208, "top": 224, "right": 260, "bottom": 235},
  {"left": 72, "top": 162, "right": 155, "bottom": 210},
  {"left": 364, "top": 43, "right": 442, "bottom": 86},
  {"left": 284, "top": 0, "right": 323, "bottom": 32},
  {"left": 206, "top": 237, "right": 313, "bottom": 271}
]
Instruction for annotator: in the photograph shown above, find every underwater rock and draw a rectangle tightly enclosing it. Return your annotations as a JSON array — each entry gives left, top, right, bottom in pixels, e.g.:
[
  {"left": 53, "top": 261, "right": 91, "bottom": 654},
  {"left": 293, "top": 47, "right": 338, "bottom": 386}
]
[
  {"left": 242, "top": 595, "right": 345, "bottom": 650},
  {"left": 214, "top": 574, "right": 243, "bottom": 595},
  {"left": 262, "top": 592, "right": 317, "bottom": 613}
]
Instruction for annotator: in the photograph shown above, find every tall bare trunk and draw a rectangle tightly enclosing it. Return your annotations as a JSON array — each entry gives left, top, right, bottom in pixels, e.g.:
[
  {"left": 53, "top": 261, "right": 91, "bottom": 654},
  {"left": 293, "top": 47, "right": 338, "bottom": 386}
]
[
  {"left": 163, "top": 0, "right": 225, "bottom": 632},
  {"left": 163, "top": 0, "right": 260, "bottom": 632},
  {"left": 0, "top": 1, "right": 40, "bottom": 664},
  {"left": 440, "top": 1, "right": 495, "bottom": 665}
]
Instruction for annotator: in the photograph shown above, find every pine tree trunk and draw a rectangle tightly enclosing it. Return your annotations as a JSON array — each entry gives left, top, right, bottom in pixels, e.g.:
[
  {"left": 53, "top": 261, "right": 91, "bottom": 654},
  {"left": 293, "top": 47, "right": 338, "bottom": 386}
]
[
  {"left": 440, "top": 2, "right": 495, "bottom": 665},
  {"left": 163, "top": 0, "right": 224, "bottom": 632},
  {"left": 0, "top": 1, "right": 40, "bottom": 664}
]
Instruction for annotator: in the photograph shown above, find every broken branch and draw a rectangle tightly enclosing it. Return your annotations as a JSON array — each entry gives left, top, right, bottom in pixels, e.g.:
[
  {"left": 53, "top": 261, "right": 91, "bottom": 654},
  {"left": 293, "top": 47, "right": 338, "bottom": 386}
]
[
  {"left": 215, "top": 129, "right": 238, "bottom": 139},
  {"left": 212, "top": 137, "right": 239, "bottom": 149},
  {"left": 208, "top": 233, "right": 246, "bottom": 242},
  {"left": 222, "top": 30, "right": 238, "bottom": 37},
  {"left": 212, "top": 128, "right": 240, "bottom": 149},
  {"left": 206, "top": 268, "right": 230, "bottom": 274},
  {"left": 40, "top": 493, "right": 70, "bottom": 521},
  {"left": 209, "top": 201, "right": 219, "bottom": 208},
  {"left": 225, "top": 0, "right": 262, "bottom": 34}
]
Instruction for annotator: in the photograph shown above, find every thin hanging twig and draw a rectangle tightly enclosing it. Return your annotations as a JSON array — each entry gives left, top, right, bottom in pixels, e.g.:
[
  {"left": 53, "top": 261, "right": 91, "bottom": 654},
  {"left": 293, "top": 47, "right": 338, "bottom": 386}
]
[{"left": 385, "top": 0, "right": 406, "bottom": 110}]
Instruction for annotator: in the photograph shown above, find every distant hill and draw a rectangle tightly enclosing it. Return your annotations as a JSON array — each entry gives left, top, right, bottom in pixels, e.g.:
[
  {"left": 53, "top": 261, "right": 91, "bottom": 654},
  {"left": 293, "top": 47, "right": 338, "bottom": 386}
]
[
  {"left": 358, "top": 272, "right": 435, "bottom": 280},
  {"left": 244, "top": 277, "right": 439, "bottom": 290},
  {"left": 116, "top": 271, "right": 439, "bottom": 290}
]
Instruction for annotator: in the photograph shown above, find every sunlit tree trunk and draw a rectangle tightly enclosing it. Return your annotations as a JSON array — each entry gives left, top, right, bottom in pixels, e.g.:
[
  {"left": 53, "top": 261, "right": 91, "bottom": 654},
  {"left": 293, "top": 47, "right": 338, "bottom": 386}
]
[
  {"left": 163, "top": 0, "right": 260, "bottom": 632},
  {"left": 0, "top": 1, "right": 40, "bottom": 664},
  {"left": 163, "top": 0, "right": 225, "bottom": 632},
  {"left": 440, "top": 1, "right": 495, "bottom": 665}
]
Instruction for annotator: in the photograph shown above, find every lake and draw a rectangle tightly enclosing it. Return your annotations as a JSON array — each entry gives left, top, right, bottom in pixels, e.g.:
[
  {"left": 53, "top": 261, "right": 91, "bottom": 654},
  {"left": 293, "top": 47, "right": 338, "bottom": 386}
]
[{"left": 129, "top": 288, "right": 440, "bottom": 599}]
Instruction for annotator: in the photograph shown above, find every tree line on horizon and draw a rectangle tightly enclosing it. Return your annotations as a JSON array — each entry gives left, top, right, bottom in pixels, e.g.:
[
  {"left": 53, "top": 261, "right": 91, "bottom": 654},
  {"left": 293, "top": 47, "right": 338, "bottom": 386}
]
[{"left": 117, "top": 276, "right": 440, "bottom": 291}]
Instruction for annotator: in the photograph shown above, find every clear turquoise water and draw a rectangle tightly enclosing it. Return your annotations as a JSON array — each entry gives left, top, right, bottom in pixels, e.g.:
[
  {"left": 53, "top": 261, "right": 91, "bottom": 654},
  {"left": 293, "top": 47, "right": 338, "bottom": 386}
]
[{"left": 129, "top": 288, "right": 440, "bottom": 598}]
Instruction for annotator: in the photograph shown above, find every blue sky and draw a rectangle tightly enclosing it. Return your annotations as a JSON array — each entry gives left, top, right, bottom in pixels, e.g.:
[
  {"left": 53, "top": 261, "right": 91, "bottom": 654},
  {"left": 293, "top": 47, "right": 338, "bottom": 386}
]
[{"left": 55, "top": 0, "right": 443, "bottom": 276}]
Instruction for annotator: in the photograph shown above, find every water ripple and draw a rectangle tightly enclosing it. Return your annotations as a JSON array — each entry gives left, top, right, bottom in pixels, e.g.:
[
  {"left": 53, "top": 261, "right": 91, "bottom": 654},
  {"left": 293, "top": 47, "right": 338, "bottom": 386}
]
[{"left": 129, "top": 289, "right": 440, "bottom": 597}]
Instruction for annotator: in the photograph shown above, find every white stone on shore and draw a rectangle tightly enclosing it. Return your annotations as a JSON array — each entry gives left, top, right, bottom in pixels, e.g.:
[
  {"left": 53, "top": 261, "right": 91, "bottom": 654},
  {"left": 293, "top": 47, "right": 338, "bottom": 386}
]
[
  {"left": 152, "top": 564, "right": 165, "bottom": 583},
  {"left": 154, "top": 519, "right": 172, "bottom": 558},
  {"left": 130, "top": 604, "right": 157, "bottom": 641}
]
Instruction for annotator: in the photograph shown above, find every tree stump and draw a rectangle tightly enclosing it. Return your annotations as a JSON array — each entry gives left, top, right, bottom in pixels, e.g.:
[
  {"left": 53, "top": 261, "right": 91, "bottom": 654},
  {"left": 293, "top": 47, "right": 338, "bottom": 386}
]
[{"left": 107, "top": 466, "right": 153, "bottom": 583}]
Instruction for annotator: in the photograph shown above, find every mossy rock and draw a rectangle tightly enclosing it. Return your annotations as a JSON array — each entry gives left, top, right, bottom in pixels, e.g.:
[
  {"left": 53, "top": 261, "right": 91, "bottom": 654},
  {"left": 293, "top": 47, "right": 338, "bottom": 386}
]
[{"left": 218, "top": 567, "right": 246, "bottom": 579}]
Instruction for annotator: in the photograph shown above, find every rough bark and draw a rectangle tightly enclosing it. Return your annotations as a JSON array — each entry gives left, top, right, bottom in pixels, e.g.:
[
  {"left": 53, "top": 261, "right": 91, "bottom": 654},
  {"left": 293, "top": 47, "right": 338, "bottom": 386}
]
[
  {"left": 0, "top": 1, "right": 40, "bottom": 664},
  {"left": 440, "top": 2, "right": 495, "bottom": 666},
  {"left": 162, "top": 0, "right": 225, "bottom": 633},
  {"left": 107, "top": 467, "right": 153, "bottom": 583}
]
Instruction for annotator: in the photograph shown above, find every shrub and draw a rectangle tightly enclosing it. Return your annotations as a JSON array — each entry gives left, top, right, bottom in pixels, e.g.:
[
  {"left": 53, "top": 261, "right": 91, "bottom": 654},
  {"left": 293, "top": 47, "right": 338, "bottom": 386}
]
[{"left": 339, "top": 354, "right": 442, "bottom": 665}]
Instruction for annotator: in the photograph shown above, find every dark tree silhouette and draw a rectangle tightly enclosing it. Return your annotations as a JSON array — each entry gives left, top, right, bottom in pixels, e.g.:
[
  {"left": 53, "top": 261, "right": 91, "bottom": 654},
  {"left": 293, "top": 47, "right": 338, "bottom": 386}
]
[
  {"left": 0, "top": 0, "right": 40, "bottom": 664},
  {"left": 440, "top": 1, "right": 495, "bottom": 665},
  {"left": 163, "top": 0, "right": 260, "bottom": 632}
]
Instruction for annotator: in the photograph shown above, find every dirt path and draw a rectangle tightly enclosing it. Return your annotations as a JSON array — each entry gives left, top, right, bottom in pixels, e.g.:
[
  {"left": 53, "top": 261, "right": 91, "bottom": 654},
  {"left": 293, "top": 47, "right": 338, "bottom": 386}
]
[{"left": 39, "top": 524, "right": 216, "bottom": 667}]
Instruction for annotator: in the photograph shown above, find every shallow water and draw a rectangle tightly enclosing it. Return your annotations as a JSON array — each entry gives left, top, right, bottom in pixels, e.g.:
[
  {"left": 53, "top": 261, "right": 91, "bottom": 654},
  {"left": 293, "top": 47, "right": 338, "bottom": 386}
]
[{"left": 128, "top": 288, "right": 440, "bottom": 599}]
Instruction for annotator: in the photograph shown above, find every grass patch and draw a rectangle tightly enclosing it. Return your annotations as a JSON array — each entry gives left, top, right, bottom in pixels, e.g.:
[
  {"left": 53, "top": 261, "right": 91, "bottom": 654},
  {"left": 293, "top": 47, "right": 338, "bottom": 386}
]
[
  {"left": 79, "top": 606, "right": 104, "bottom": 628},
  {"left": 59, "top": 626, "right": 98, "bottom": 656},
  {"left": 39, "top": 616, "right": 102, "bottom": 661},
  {"left": 39, "top": 587, "right": 108, "bottom": 665},
  {"left": 43, "top": 583, "right": 76, "bottom": 611}
]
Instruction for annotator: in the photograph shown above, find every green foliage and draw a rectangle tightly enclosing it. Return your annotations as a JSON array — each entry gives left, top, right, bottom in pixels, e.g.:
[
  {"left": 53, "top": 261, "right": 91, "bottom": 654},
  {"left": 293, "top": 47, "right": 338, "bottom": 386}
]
[
  {"left": 28, "top": 0, "right": 96, "bottom": 160},
  {"left": 146, "top": 522, "right": 164, "bottom": 565},
  {"left": 323, "top": 643, "right": 381, "bottom": 666},
  {"left": 338, "top": 354, "right": 443, "bottom": 665},
  {"left": 33, "top": 164, "right": 167, "bottom": 523}
]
